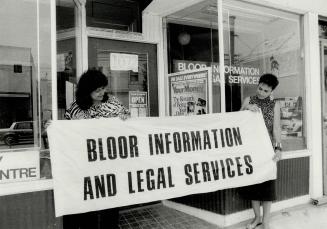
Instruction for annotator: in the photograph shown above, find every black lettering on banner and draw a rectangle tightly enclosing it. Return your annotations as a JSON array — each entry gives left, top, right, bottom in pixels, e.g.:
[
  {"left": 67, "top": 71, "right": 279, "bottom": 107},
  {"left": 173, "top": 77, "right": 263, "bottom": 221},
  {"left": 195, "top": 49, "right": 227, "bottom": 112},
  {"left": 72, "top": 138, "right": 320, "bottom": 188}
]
[
  {"left": 137, "top": 170, "right": 145, "bottom": 192},
  {"left": 86, "top": 139, "right": 97, "bottom": 161},
  {"left": 167, "top": 166, "right": 175, "bottom": 188},
  {"left": 84, "top": 177, "right": 94, "bottom": 200},
  {"left": 165, "top": 133, "right": 171, "bottom": 154},
  {"left": 128, "top": 172, "right": 135, "bottom": 193},
  {"left": 182, "top": 132, "right": 191, "bottom": 152},
  {"left": 220, "top": 159, "right": 226, "bottom": 179},
  {"left": 148, "top": 134, "right": 153, "bottom": 155},
  {"left": 244, "top": 155, "right": 253, "bottom": 174},
  {"left": 211, "top": 129, "right": 219, "bottom": 148},
  {"left": 232, "top": 127, "right": 243, "bottom": 146},
  {"left": 173, "top": 132, "right": 182, "bottom": 153},
  {"left": 184, "top": 164, "right": 193, "bottom": 185},
  {"left": 191, "top": 131, "right": 202, "bottom": 150},
  {"left": 118, "top": 136, "right": 128, "bottom": 159},
  {"left": 98, "top": 138, "right": 105, "bottom": 161},
  {"left": 129, "top": 135, "right": 139, "bottom": 157},
  {"left": 201, "top": 161, "right": 211, "bottom": 182},
  {"left": 106, "top": 174, "right": 117, "bottom": 196},
  {"left": 157, "top": 167, "right": 166, "bottom": 189},
  {"left": 203, "top": 130, "right": 211, "bottom": 150},
  {"left": 154, "top": 134, "right": 164, "bottom": 154},
  {"left": 226, "top": 158, "right": 235, "bottom": 177},
  {"left": 211, "top": 161, "right": 219, "bottom": 180},
  {"left": 219, "top": 129, "right": 225, "bottom": 147},
  {"left": 146, "top": 169, "right": 155, "bottom": 190},
  {"left": 107, "top": 137, "right": 117, "bottom": 160},
  {"left": 225, "top": 128, "right": 233, "bottom": 147},
  {"left": 235, "top": 157, "right": 243, "bottom": 176},
  {"left": 193, "top": 163, "right": 201, "bottom": 184},
  {"left": 95, "top": 175, "right": 106, "bottom": 198}
]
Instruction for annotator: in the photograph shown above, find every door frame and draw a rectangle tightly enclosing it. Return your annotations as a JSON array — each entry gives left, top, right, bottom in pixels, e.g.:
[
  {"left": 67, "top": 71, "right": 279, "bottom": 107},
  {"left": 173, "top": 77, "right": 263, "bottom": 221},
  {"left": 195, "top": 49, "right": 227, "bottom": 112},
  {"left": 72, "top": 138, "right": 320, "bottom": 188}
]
[{"left": 320, "top": 38, "right": 327, "bottom": 195}]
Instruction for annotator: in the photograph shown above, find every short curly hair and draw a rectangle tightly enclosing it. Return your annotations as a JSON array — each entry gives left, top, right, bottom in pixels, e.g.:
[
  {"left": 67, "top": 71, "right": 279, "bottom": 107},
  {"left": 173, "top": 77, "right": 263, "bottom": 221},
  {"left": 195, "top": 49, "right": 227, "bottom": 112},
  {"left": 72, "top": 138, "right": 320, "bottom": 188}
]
[
  {"left": 76, "top": 69, "right": 108, "bottom": 110},
  {"left": 259, "top": 73, "right": 279, "bottom": 90}
]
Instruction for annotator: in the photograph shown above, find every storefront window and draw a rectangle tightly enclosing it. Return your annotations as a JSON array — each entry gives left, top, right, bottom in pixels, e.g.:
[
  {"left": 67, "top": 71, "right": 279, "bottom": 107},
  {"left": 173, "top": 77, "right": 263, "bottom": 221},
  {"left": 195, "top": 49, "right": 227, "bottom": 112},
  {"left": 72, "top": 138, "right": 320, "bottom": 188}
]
[
  {"left": 166, "top": 0, "right": 306, "bottom": 151},
  {"left": 223, "top": 0, "right": 305, "bottom": 151},
  {"left": 166, "top": 0, "right": 221, "bottom": 113},
  {"left": 0, "top": 0, "right": 53, "bottom": 180}
]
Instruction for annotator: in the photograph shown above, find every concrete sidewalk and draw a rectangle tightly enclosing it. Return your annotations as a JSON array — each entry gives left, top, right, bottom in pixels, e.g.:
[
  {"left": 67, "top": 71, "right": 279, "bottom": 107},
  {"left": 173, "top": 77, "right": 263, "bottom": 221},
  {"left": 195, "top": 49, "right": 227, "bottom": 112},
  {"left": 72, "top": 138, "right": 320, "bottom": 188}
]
[
  {"left": 119, "top": 202, "right": 327, "bottom": 229},
  {"left": 232, "top": 203, "right": 327, "bottom": 229}
]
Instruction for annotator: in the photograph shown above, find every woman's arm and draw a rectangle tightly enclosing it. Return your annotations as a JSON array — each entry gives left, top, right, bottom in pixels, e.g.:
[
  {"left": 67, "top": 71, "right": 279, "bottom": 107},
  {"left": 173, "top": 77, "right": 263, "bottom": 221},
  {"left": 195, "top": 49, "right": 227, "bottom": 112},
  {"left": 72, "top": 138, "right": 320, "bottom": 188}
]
[
  {"left": 240, "top": 97, "right": 250, "bottom": 111},
  {"left": 240, "top": 97, "right": 260, "bottom": 112},
  {"left": 273, "top": 101, "right": 282, "bottom": 161}
]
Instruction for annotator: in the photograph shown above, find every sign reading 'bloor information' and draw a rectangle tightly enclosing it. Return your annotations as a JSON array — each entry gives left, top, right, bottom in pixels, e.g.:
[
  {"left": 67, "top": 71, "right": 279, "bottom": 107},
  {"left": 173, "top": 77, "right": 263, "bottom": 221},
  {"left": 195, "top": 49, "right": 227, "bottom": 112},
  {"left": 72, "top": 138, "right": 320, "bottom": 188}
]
[{"left": 47, "top": 111, "right": 276, "bottom": 217}]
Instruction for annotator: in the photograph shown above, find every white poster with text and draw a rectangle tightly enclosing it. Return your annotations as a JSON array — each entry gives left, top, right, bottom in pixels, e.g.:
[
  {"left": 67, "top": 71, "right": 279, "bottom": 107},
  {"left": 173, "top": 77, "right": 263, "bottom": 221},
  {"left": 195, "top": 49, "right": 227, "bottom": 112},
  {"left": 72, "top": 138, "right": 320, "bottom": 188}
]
[{"left": 47, "top": 111, "right": 276, "bottom": 217}]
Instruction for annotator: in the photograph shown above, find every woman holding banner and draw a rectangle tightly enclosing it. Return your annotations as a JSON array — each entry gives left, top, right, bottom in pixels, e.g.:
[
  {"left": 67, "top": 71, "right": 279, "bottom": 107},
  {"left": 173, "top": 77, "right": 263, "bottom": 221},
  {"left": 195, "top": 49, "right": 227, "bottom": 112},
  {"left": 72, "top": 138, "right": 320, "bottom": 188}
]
[
  {"left": 240, "top": 73, "right": 282, "bottom": 229},
  {"left": 64, "top": 69, "right": 130, "bottom": 229}
]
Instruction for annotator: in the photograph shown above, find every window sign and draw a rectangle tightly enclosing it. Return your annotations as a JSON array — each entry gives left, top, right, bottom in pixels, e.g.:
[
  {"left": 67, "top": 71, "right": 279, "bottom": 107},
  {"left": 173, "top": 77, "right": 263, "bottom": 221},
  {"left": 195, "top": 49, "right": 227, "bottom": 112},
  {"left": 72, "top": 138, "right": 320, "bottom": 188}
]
[
  {"left": 168, "top": 68, "right": 211, "bottom": 116},
  {"left": 110, "top": 53, "right": 138, "bottom": 72},
  {"left": 0, "top": 151, "right": 40, "bottom": 184},
  {"left": 173, "top": 59, "right": 260, "bottom": 85},
  {"left": 129, "top": 91, "right": 148, "bottom": 117}
]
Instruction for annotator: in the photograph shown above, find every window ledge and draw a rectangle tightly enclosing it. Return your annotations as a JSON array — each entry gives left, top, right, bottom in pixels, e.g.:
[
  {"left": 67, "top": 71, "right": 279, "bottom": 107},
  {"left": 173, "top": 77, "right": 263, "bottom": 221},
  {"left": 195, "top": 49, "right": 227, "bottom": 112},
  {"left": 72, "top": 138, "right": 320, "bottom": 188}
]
[
  {"left": 282, "top": 149, "right": 311, "bottom": 160},
  {"left": 0, "top": 179, "right": 53, "bottom": 197}
]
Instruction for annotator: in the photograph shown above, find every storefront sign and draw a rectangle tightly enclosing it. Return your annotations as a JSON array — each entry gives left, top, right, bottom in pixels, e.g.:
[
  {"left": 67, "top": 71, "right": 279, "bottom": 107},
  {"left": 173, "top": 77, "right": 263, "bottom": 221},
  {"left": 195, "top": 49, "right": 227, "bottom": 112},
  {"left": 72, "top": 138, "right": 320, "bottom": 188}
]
[
  {"left": 129, "top": 91, "right": 147, "bottom": 117},
  {"left": 168, "top": 69, "right": 210, "bottom": 116},
  {"left": 0, "top": 151, "right": 40, "bottom": 184},
  {"left": 110, "top": 53, "right": 138, "bottom": 72},
  {"left": 47, "top": 111, "right": 276, "bottom": 217},
  {"left": 173, "top": 59, "right": 260, "bottom": 84}
]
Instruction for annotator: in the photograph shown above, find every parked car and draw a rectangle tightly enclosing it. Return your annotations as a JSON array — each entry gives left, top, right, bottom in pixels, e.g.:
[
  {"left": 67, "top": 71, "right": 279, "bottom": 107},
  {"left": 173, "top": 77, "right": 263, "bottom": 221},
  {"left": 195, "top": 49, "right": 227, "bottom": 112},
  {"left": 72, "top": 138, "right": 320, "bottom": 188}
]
[{"left": 0, "top": 121, "right": 34, "bottom": 146}]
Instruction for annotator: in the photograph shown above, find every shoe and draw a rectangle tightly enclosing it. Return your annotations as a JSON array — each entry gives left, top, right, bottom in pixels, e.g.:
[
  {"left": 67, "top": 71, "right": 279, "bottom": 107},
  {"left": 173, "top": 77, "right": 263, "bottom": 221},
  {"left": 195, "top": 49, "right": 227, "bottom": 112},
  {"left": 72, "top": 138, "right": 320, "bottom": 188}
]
[{"left": 246, "top": 222, "right": 262, "bottom": 229}]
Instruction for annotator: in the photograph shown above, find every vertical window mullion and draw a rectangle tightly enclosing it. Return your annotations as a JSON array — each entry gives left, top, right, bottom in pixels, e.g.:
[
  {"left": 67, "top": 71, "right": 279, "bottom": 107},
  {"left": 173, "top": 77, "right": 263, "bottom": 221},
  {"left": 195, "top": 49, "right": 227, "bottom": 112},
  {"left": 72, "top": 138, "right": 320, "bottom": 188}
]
[{"left": 218, "top": 0, "right": 226, "bottom": 113}]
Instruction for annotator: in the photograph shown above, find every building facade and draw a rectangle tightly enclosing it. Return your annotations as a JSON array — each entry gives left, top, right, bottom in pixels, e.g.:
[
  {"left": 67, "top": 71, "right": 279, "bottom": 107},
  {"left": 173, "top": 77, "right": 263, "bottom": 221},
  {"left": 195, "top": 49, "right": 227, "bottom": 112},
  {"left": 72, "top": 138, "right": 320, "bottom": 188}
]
[{"left": 0, "top": 0, "right": 326, "bottom": 228}]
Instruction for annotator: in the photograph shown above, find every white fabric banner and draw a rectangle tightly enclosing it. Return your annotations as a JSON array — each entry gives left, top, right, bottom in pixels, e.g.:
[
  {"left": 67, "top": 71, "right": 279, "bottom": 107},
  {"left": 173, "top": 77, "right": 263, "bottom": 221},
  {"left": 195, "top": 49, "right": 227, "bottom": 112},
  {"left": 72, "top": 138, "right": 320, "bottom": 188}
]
[{"left": 47, "top": 111, "right": 276, "bottom": 217}]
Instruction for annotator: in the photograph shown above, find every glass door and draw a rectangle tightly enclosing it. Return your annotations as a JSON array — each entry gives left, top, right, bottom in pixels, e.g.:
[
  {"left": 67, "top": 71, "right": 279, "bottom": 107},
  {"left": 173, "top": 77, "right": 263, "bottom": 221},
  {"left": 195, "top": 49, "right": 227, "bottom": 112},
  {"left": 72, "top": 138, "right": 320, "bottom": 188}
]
[
  {"left": 321, "top": 39, "right": 327, "bottom": 195},
  {"left": 88, "top": 38, "right": 158, "bottom": 117}
]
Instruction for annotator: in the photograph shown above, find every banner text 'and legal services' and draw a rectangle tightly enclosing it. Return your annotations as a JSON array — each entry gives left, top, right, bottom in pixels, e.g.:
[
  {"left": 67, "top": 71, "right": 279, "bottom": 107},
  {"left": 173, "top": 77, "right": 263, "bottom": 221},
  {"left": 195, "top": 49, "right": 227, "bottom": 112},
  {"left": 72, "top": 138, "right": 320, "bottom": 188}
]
[{"left": 47, "top": 111, "right": 276, "bottom": 216}]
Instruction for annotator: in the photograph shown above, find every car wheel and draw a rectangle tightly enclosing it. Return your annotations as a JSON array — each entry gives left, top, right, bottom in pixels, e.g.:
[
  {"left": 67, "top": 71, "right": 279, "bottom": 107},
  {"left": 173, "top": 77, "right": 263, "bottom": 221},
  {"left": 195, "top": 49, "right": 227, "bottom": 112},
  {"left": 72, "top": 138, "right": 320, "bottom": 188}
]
[{"left": 4, "top": 136, "right": 16, "bottom": 146}]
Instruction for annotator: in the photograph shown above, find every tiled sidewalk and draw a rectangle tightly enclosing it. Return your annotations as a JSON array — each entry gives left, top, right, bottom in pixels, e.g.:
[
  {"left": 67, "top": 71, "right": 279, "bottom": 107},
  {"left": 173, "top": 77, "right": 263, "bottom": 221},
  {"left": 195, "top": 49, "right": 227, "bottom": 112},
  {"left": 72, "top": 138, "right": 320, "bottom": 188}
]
[
  {"left": 119, "top": 202, "right": 327, "bottom": 229},
  {"left": 118, "top": 204, "right": 218, "bottom": 229}
]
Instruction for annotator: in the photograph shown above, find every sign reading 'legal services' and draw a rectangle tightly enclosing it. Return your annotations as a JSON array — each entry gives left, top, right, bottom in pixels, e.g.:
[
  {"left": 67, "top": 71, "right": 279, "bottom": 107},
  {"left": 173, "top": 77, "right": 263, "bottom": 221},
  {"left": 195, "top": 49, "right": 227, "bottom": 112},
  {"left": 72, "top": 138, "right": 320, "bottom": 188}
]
[{"left": 47, "top": 111, "right": 276, "bottom": 217}]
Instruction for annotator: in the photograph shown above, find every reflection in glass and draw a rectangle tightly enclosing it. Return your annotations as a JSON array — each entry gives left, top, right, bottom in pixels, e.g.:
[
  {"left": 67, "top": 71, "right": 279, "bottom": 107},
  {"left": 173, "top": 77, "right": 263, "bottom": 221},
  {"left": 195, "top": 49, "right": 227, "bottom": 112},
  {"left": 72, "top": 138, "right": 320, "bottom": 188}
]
[
  {"left": 223, "top": 0, "right": 305, "bottom": 151},
  {"left": 0, "top": 1, "right": 39, "bottom": 150}
]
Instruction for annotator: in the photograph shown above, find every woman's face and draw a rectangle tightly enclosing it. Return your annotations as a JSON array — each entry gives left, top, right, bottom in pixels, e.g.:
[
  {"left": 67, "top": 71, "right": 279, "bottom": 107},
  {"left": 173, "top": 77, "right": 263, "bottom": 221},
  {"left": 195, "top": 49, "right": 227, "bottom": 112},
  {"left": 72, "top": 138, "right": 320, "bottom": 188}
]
[
  {"left": 90, "top": 86, "right": 106, "bottom": 103},
  {"left": 256, "top": 83, "right": 273, "bottom": 99}
]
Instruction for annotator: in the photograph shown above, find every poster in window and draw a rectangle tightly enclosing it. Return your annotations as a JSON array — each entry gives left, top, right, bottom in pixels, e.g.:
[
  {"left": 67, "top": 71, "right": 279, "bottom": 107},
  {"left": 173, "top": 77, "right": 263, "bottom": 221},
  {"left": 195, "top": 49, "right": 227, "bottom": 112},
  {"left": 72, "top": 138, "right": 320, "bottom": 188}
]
[
  {"left": 129, "top": 91, "right": 147, "bottom": 117},
  {"left": 277, "top": 97, "right": 303, "bottom": 139},
  {"left": 168, "top": 68, "right": 210, "bottom": 116}
]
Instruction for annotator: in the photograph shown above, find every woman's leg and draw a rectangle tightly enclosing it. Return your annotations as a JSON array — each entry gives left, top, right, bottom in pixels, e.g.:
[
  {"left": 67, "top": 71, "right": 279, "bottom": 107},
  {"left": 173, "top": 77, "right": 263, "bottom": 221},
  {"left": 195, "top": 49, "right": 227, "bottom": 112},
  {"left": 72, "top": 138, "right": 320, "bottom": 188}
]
[
  {"left": 247, "top": 200, "right": 261, "bottom": 228},
  {"left": 262, "top": 201, "right": 272, "bottom": 229}
]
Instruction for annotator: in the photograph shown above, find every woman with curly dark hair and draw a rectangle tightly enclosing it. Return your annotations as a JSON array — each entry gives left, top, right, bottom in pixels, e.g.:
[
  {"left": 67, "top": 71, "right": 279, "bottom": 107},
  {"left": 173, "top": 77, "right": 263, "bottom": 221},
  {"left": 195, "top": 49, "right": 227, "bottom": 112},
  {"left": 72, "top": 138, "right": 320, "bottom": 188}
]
[{"left": 63, "top": 69, "right": 129, "bottom": 229}]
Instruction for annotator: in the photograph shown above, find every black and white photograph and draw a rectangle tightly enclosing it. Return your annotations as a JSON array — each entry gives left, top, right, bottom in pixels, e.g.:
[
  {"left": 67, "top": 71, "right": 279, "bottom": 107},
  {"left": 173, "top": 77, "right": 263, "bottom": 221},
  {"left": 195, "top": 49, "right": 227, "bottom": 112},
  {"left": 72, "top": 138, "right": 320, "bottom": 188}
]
[{"left": 0, "top": 0, "right": 327, "bottom": 229}]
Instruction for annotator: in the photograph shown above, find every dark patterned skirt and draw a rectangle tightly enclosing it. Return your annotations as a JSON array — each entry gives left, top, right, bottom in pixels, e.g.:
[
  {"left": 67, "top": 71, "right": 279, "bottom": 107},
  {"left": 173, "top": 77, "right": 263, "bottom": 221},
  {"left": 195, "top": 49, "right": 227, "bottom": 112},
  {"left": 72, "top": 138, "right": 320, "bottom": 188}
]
[{"left": 240, "top": 180, "right": 276, "bottom": 201}]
